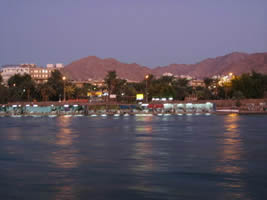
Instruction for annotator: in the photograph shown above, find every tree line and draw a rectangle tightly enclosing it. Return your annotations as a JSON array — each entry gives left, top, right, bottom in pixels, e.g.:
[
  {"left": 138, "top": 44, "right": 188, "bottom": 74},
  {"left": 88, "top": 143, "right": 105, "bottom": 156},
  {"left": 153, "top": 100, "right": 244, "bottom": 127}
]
[{"left": 0, "top": 70, "right": 267, "bottom": 104}]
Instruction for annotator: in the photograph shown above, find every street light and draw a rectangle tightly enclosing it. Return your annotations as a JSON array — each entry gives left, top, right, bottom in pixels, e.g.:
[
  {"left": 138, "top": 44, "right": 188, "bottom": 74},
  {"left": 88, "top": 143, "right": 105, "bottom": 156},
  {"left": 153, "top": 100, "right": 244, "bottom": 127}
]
[
  {"left": 62, "top": 76, "right": 66, "bottom": 102},
  {"left": 145, "top": 75, "right": 149, "bottom": 103}
]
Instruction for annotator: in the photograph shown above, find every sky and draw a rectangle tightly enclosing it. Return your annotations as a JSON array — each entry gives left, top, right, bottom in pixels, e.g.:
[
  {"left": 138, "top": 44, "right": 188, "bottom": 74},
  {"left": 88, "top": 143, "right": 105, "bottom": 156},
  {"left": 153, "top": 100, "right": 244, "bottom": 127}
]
[{"left": 0, "top": 0, "right": 266, "bottom": 68}]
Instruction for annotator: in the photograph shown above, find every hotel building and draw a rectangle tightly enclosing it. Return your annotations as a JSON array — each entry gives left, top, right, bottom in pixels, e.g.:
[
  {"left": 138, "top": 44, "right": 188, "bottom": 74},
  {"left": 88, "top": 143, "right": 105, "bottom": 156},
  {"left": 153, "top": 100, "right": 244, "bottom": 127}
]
[{"left": 0, "top": 63, "right": 64, "bottom": 84}]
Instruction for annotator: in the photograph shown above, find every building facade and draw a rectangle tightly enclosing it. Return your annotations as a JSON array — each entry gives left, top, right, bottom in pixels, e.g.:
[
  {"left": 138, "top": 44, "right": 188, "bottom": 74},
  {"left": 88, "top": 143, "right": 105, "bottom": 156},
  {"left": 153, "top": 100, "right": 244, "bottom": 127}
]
[
  {"left": 29, "top": 67, "right": 54, "bottom": 84},
  {"left": 189, "top": 79, "right": 205, "bottom": 88},
  {"left": 0, "top": 64, "right": 36, "bottom": 83},
  {"left": 46, "top": 63, "right": 64, "bottom": 69},
  {"left": 1, "top": 63, "right": 64, "bottom": 85}
]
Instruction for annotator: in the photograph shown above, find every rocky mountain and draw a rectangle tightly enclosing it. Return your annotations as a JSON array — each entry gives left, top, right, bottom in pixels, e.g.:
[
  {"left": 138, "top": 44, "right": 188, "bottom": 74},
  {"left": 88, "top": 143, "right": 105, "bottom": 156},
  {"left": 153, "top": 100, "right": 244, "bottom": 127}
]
[
  {"left": 63, "top": 56, "right": 150, "bottom": 82},
  {"left": 152, "top": 52, "right": 267, "bottom": 77},
  {"left": 63, "top": 52, "right": 267, "bottom": 81}
]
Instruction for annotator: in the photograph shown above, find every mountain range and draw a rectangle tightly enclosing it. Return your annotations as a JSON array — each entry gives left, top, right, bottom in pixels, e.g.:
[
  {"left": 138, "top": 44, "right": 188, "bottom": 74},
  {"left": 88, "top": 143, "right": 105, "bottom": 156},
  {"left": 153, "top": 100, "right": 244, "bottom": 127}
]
[{"left": 63, "top": 52, "right": 267, "bottom": 81}]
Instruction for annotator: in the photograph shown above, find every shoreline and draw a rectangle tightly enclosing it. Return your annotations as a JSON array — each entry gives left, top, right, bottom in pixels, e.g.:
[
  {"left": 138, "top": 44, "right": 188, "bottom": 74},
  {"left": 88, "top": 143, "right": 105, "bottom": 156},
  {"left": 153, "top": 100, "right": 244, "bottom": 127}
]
[
  {"left": 1, "top": 100, "right": 267, "bottom": 117},
  {"left": 1, "top": 110, "right": 267, "bottom": 117}
]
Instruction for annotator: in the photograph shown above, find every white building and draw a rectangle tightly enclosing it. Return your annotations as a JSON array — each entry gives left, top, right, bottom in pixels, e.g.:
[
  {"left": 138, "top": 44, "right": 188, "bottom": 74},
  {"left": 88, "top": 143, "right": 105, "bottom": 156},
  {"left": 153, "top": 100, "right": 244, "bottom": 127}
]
[
  {"left": 46, "top": 64, "right": 54, "bottom": 68},
  {"left": 29, "top": 67, "right": 54, "bottom": 84},
  {"left": 0, "top": 63, "right": 58, "bottom": 84},
  {"left": 55, "top": 63, "right": 64, "bottom": 69},
  {"left": 46, "top": 63, "right": 64, "bottom": 69},
  {"left": 162, "top": 72, "right": 173, "bottom": 77},
  {"left": 0, "top": 64, "right": 32, "bottom": 83}
]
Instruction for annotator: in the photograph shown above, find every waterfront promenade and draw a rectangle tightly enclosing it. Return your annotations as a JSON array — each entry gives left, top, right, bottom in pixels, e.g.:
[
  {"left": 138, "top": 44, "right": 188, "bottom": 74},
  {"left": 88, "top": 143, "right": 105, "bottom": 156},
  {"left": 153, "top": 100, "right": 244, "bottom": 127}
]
[{"left": 0, "top": 99, "right": 266, "bottom": 116}]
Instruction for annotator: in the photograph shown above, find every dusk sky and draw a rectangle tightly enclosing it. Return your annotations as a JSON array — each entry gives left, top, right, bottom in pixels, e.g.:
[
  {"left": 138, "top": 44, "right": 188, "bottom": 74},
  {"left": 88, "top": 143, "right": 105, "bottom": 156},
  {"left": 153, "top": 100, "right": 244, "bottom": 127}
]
[{"left": 0, "top": 0, "right": 266, "bottom": 68}]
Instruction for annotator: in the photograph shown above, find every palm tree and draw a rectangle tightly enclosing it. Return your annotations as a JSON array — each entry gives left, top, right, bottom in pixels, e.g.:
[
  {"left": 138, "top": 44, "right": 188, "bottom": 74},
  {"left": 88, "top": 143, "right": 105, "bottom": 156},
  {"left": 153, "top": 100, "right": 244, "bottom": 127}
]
[
  {"left": 38, "top": 83, "right": 56, "bottom": 101},
  {"left": 104, "top": 71, "right": 117, "bottom": 101},
  {"left": 65, "top": 84, "right": 76, "bottom": 100},
  {"left": 47, "top": 70, "right": 64, "bottom": 101}
]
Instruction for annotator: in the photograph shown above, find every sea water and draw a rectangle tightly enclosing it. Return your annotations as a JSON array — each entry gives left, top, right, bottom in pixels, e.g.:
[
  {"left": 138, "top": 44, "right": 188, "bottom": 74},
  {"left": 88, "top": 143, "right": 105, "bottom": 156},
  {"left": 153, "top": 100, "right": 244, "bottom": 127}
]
[{"left": 0, "top": 114, "right": 266, "bottom": 200}]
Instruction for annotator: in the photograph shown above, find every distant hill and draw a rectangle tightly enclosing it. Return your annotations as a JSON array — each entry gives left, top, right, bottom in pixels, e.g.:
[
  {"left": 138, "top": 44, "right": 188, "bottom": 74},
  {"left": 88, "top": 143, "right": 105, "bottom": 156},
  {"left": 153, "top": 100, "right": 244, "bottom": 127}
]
[
  {"left": 63, "top": 52, "right": 267, "bottom": 81},
  {"left": 63, "top": 56, "right": 150, "bottom": 81},
  {"left": 153, "top": 52, "right": 267, "bottom": 78}
]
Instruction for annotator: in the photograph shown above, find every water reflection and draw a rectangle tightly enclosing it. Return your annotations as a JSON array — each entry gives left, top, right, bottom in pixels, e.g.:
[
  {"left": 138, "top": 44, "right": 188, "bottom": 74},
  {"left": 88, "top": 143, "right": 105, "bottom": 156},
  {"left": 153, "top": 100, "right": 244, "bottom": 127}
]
[
  {"left": 216, "top": 114, "right": 247, "bottom": 198},
  {"left": 135, "top": 116, "right": 153, "bottom": 122},
  {"left": 50, "top": 116, "right": 79, "bottom": 169},
  {"left": 50, "top": 117, "right": 79, "bottom": 200},
  {"left": 1, "top": 115, "right": 264, "bottom": 199},
  {"left": 134, "top": 117, "right": 155, "bottom": 172},
  {"left": 7, "top": 127, "right": 21, "bottom": 141},
  {"left": 130, "top": 117, "right": 168, "bottom": 195},
  {"left": 216, "top": 113, "right": 244, "bottom": 174},
  {"left": 136, "top": 125, "right": 153, "bottom": 134},
  {"left": 53, "top": 185, "right": 75, "bottom": 200},
  {"left": 56, "top": 117, "right": 75, "bottom": 146},
  {"left": 4, "top": 127, "right": 24, "bottom": 156}
]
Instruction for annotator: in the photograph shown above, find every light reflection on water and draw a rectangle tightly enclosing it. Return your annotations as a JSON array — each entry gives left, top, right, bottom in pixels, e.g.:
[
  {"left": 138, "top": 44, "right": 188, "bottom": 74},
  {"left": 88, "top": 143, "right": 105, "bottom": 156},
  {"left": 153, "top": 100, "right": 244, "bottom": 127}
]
[
  {"left": 51, "top": 117, "right": 78, "bottom": 199},
  {"left": 131, "top": 116, "right": 169, "bottom": 196},
  {"left": 215, "top": 114, "right": 248, "bottom": 199},
  {"left": 0, "top": 115, "right": 267, "bottom": 199},
  {"left": 53, "top": 185, "right": 75, "bottom": 200},
  {"left": 4, "top": 127, "right": 23, "bottom": 155},
  {"left": 7, "top": 127, "right": 22, "bottom": 141},
  {"left": 133, "top": 116, "right": 155, "bottom": 172},
  {"left": 51, "top": 116, "right": 80, "bottom": 169},
  {"left": 217, "top": 113, "right": 244, "bottom": 174}
]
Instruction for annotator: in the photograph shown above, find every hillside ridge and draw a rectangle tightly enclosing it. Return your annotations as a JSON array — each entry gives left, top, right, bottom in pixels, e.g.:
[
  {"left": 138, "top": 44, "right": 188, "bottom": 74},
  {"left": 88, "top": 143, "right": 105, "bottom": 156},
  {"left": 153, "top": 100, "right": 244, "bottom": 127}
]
[{"left": 63, "top": 52, "right": 267, "bottom": 81}]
